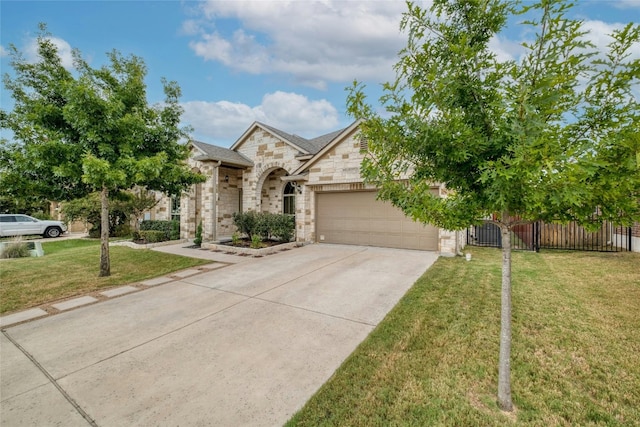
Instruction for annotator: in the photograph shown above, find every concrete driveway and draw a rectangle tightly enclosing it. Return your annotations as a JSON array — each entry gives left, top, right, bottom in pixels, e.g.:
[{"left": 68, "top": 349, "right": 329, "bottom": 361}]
[{"left": 1, "top": 244, "right": 438, "bottom": 426}]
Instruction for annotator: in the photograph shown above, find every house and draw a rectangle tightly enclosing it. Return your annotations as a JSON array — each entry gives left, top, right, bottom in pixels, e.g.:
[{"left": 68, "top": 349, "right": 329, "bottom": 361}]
[{"left": 148, "top": 120, "right": 464, "bottom": 255}]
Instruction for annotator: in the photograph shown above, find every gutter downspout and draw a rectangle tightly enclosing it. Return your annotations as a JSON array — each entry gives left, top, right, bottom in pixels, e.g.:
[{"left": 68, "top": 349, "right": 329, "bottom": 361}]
[{"left": 212, "top": 161, "right": 221, "bottom": 242}]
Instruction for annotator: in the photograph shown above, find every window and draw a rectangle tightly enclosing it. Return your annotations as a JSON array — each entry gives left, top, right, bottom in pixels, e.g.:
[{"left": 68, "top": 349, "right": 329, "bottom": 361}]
[
  {"left": 170, "top": 196, "right": 181, "bottom": 222},
  {"left": 283, "top": 182, "right": 296, "bottom": 216}
]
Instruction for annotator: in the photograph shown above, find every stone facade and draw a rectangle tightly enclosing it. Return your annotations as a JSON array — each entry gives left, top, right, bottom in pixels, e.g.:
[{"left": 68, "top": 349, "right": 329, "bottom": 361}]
[
  {"left": 149, "top": 121, "right": 464, "bottom": 256},
  {"left": 233, "top": 129, "right": 304, "bottom": 213}
]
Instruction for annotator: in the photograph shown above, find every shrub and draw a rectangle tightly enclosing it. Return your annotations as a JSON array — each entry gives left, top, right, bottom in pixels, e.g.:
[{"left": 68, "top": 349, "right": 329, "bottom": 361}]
[
  {"left": 194, "top": 221, "right": 203, "bottom": 247},
  {"left": 233, "top": 211, "right": 258, "bottom": 239},
  {"left": 170, "top": 220, "right": 180, "bottom": 241},
  {"left": 255, "top": 212, "right": 273, "bottom": 240},
  {"left": 231, "top": 232, "right": 240, "bottom": 246},
  {"left": 138, "top": 230, "right": 166, "bottom": 243},
  {"left": 113, "top": 223, "right": 132, "bottom": 238},
  {"left": 232, "top": 211, "right": 295, "bottom": 242},
  {"left": 250, "top": 234, "right": 263, "bottom": 249},
  {"left": 0, "top": 239, "right": 31, "bottom": 259},
  {"left": 63, "top": 192, "right": 130, "bottom": 237},
  {"left": 271, "top": 214, "right": 295, "bottom": 242},
  {"left": 140, "top": 220, "right": 180, "bottom": 241}
]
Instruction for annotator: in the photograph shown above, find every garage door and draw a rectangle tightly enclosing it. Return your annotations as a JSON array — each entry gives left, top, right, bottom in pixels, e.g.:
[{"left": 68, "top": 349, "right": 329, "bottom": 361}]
[{"left": 316, "top": 191, "right": 439, "bottom": 250}]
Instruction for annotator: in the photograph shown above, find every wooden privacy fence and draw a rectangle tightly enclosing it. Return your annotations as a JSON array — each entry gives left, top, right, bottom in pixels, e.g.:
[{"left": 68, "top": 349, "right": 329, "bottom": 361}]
[{"left": 467, "top": 220, "right": 633, "bottom": 252}]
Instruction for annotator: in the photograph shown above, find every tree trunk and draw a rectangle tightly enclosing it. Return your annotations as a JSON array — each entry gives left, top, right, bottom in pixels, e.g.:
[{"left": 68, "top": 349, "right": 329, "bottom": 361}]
[
  {"left": 497, "top": 221, "right": 513, "bottom": 411},
  {"left": 99, "top": 186, "right": 110, "bottom": 277}
]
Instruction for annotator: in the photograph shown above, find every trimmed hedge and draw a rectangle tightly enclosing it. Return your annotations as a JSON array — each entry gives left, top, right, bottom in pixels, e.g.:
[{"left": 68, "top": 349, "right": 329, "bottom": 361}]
[
  {"left": 140, "top": 220, "right": 180, "bottom": 241},
  {"left": 137, "top": 230, "right": 166, "bottom": 243},
  {"left": 232, "top": 212, "right": 295, "bottom": 242}
]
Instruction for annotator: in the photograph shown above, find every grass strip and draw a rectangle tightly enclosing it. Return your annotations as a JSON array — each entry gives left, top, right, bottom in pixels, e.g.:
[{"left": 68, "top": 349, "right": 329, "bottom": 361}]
[{"left": 0, "top": 239, "right": 210, "bottom": 314}]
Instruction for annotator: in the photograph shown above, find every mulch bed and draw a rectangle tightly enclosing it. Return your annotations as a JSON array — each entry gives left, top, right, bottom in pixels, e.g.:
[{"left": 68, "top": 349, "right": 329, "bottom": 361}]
[{"left": 218, "top": 238, "right": 288, "bottom": 249}]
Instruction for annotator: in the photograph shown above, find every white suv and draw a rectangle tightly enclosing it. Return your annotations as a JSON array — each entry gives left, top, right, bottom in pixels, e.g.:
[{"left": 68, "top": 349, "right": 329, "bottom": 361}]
[{"left": 0, "top": 214, "right": 67, "bottom": 238}]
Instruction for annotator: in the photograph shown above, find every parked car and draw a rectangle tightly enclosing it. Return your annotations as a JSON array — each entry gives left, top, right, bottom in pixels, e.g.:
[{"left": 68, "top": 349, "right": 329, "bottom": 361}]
[{"left": 0, "top": 214, "right": 67, "bottom": 238}]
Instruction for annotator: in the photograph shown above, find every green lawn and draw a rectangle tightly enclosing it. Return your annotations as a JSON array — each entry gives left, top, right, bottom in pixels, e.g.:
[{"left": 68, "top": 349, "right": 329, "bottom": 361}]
[
  {"left": 286, "top": 248, "right": 640, "bottom": 427},
  {"left": 0, "top": 239, "right": 210, "bottom": 314}
]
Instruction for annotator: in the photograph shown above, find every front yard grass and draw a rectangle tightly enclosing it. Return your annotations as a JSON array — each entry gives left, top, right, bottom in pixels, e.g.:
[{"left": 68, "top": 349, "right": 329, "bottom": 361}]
[
  {"left": 0, "top": 239, "right": 210, "bottom": 314},
  {"left": 287, "top": 247, "right": 640, "bottom": 427}
]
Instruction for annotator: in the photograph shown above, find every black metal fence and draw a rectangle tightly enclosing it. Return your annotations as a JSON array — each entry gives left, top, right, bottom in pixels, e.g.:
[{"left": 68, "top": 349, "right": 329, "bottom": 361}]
[{"left": 467, "top": 221, "right": 633, "bottom": 252}]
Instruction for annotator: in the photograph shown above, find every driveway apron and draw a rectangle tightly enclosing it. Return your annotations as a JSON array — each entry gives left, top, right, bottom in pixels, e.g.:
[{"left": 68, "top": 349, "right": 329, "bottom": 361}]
[{"left": 1, "top": 244, "right": 438, "bottom": 426}]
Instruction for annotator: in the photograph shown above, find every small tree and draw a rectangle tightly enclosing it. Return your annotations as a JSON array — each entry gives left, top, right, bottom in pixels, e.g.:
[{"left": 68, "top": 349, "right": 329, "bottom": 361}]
[
  {"left": 193, "top": 221, "right": 203, "bottom": 247},
  {"left": 126, "top": 188, "right": 161, "bottom": 232},
  {"left": 1, "top": 24, "right": 204, "bottom": 276},
  {"left": 61, "top": 191, "right": 142, "bottom": 237},
  {"left": 348, "top": 0, "right": 639, "bottom": 411}
]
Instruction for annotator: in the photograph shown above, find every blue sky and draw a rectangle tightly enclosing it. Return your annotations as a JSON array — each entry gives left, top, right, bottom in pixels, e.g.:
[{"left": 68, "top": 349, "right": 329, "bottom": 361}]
[{"left": 1, "top": 0, "right": 639, "bottom": 147}]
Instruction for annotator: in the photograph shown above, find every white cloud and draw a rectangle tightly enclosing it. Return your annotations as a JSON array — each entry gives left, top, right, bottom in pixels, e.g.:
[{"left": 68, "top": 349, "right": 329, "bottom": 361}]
[
  {"left": 181, "top": 91, "right": 339, "bottom": 144},
  {"left": 581, "top": 20, "right": 640, "bottom": 59},
  {"left": 0, "top": 45, "right": 8, "bottom": 57},
  {"left": 25, "top": 36, "right": 74, "bottom": 69},
  {"left": 186, "top": 0, "right": 417, "bottom": 89},
  {"left": 494, "top": 18, "right": 639, "bottom": 63},
  {"left": 180, "top": 19, "right": 203, "bottom": 36},
  {"left": 613, "top": 0, "right": 640, "bottom": 9},
  {"left": 489, "top": 35, "right": 525, "bottom": 62}
]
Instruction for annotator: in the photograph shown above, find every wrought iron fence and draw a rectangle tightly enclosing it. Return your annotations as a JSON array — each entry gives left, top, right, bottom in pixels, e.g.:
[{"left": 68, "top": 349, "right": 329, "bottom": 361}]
[
  {"left": 467, "top": 222, "right": 539, "bottom": 251},
  {"left": 467, "top": 221, "right": 633, "bottom": 252}
]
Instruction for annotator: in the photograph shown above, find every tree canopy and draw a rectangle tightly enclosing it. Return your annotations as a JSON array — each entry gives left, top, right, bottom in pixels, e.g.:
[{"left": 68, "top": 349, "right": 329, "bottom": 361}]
[
  {"left": 1, "top": 24, "right": 204, "bottom": 276},
  {"left": 347, "top": 0, "right": 639, "bottom": 411},
  {"left": 349, "top": 0, "right": 640, "bottom": 230}
]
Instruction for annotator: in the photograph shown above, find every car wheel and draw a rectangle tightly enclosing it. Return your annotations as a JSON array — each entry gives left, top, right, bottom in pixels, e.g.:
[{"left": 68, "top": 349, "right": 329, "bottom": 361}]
[{"left": 44, "top": 227, "right": 62, "bottom": 238}]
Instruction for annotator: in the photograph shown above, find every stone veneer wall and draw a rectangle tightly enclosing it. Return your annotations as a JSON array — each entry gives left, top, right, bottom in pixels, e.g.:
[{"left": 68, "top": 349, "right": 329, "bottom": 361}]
[
  {"left": 197, "top": 163, "right": 215, "bottom": 241},
  {"left": 305, "top": 128, "right": 364, "bottom": 187},
  {"left": 150, "top": 197, "right": 171, "bottom": 221},
  {"left": 217, "top": 166, "right": 242, "bottom": 238},
  {"left": 179, "top": 156, "right": 216, "bottom": 240},
  {"left": 180, "top": 184, "right": 197, "bottom": 239},
  {"left": 294, "top": 184, "right": 310, "bottom": 242}
]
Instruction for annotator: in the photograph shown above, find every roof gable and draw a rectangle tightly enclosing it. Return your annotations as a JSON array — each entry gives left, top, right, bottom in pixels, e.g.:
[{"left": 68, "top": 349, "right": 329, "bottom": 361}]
[
  {"left": 292, "top": 119, "right": 363, "bottom": 175},
  {"left": 230, "top": 122, "right": 348, "bottom": 155}
]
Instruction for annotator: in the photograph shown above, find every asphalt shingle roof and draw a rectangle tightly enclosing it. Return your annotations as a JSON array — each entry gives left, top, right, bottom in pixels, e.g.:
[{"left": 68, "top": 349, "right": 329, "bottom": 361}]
[
  {"left": 257, "top": 122, "right": 347, "bottom": 155},
  {"left": 191, "top": 140, "right": 253, "bottom": 167}
]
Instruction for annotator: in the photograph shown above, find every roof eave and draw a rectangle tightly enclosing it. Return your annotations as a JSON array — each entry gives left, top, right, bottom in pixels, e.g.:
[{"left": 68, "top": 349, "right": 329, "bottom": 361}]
[{"left": 192, "top": 155, "right": 253, "bottom": 169}]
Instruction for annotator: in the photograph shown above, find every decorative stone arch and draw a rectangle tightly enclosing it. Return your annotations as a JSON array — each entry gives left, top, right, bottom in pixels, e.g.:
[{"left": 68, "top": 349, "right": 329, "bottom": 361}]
[
  {"left": 255, "top": 161, "right": 291, "bottom": 213},
  {"left": 255, "top": 161, "right": 290, "bottom": 188}
]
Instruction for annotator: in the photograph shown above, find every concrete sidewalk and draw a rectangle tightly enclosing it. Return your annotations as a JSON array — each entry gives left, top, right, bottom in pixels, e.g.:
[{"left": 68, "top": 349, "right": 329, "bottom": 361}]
[
  {"left": 1, "top": 244, "right": 438, "bottom": 426},
  {"left": 151, "top": 240, "right": 254, "bottom": 264}
]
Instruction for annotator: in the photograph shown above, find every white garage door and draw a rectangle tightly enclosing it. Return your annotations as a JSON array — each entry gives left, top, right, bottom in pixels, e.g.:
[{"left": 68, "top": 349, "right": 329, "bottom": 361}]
[{"left": 316, "top": 191, "right": 439, "bottom": 251}]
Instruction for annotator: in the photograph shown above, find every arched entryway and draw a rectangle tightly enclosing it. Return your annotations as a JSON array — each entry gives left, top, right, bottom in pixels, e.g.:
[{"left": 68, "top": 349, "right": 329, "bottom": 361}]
[{"left": 257, "top": 167, "right": 289, "bottom": 213}]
